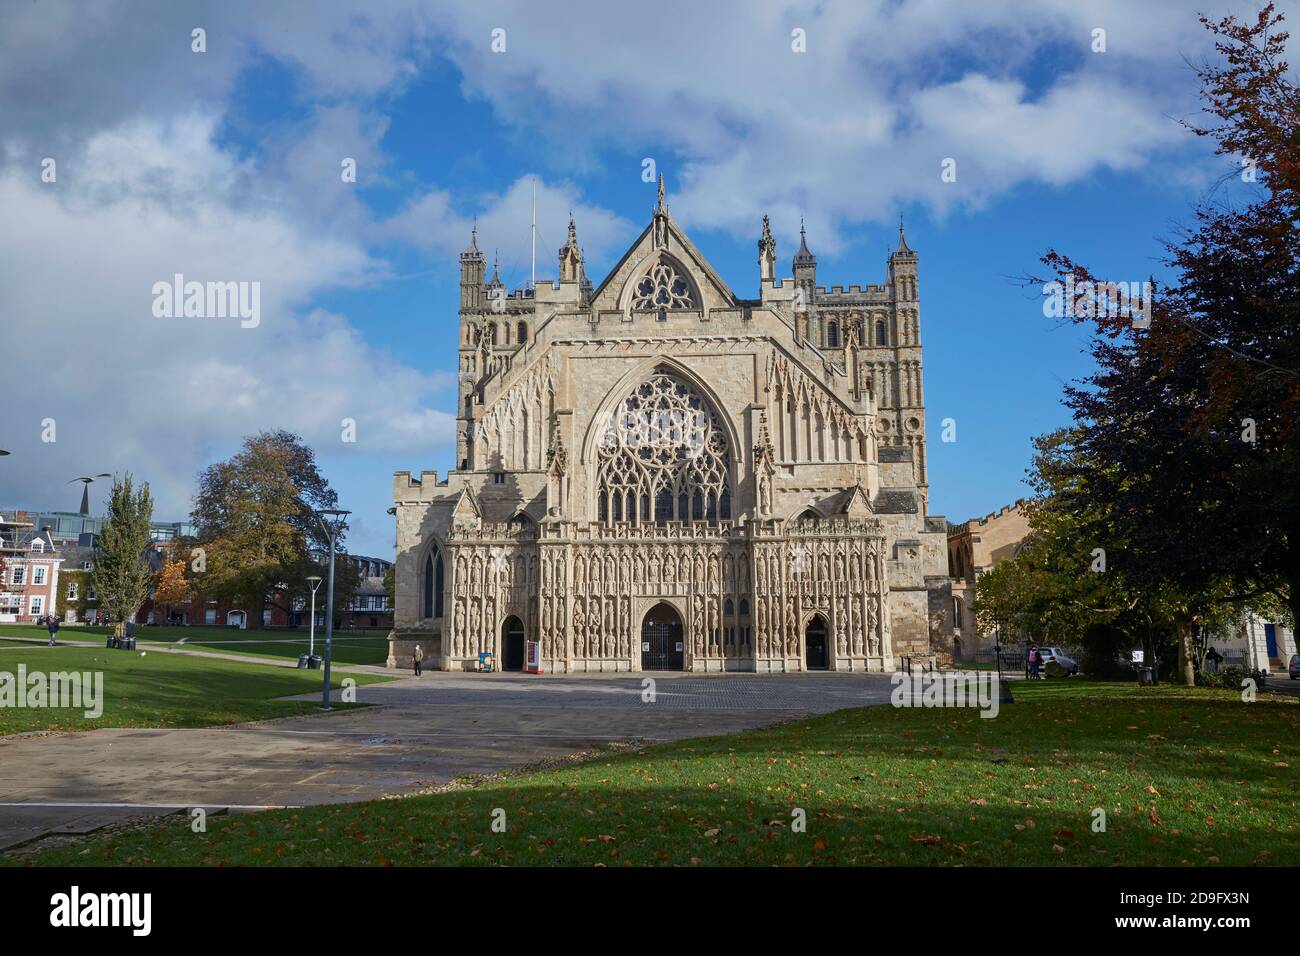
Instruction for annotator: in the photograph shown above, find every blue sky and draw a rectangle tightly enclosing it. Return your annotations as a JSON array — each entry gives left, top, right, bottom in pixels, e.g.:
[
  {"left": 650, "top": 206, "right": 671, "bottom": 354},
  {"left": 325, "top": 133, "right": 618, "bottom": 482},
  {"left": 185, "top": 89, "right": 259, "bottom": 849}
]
[{"left": 1, "top": 0, "right": 1286, "bottom": 558}]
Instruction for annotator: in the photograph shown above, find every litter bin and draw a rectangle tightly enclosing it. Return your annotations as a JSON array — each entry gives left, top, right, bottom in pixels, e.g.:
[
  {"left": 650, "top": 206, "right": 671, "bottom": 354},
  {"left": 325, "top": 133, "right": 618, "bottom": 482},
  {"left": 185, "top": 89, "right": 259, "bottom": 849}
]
[
  {"left": 106, "top": 635, "right": 119, "bottom": 649},
  {"left": 297, "top": 654, "right": 322, "bottom": 670},
  {"left": 1138, "top": 666, "right": 1155, "bottom": 686},
  {"left": 122, "top": 636, "right": 136, "bottom": 651}
]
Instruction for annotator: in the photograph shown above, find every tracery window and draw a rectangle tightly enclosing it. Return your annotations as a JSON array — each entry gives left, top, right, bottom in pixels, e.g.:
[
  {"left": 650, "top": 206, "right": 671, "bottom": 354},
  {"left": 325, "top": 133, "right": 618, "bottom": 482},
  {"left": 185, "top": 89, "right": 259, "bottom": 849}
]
[
  {"left": 596, "top": 367, "right": 730, "bottom": 524},
  {"left": 422, "top": 548, "right": 444, "bottom": 619},
  {"left": 630, "top": 259, "right": 697, "bottom": 312}
]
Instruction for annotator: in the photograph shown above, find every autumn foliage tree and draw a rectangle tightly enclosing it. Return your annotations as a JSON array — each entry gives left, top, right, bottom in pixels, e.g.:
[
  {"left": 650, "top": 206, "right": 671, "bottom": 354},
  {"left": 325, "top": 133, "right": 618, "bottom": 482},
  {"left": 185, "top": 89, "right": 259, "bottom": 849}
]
[
  {"left": 152, "top": 558, "right": 190, "bottom": 626},
  {"left": 1032, "top": 5, "right": 1299, "bottom": 684}
]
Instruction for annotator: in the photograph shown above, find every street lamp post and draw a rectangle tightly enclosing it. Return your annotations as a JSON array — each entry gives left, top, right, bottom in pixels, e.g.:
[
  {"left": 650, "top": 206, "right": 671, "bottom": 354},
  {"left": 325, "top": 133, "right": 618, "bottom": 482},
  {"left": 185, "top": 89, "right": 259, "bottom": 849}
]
[
  {"left": 993, "top": 617, "right": 1004, "bottom": 683},
  {"left": 313, "top": 509, "right": 350, "bottom": 710},
  {"left": 994, "top": 615, "right": 1014, "bottom": 705},
  {"left": 304, "top": 574, "right": 323, "bottom": 668}
]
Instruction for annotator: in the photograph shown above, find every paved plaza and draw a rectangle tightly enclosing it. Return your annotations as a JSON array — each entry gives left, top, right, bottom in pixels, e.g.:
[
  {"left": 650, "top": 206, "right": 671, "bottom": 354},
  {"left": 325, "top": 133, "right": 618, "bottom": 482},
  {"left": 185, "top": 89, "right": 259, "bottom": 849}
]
[{"left": 0, "top": 670, "right": 895, "bottom": 852}]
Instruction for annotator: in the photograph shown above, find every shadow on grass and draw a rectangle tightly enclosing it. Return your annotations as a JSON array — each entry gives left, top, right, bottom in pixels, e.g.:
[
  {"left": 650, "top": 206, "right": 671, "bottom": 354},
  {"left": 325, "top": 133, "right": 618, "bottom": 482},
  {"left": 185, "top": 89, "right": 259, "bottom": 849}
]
[
  {"left": 16, "top": 682, "right": 1298, "bottom": 867},
  {"left": 16, "top": 773, "right": 1294, "bottom": 867}
]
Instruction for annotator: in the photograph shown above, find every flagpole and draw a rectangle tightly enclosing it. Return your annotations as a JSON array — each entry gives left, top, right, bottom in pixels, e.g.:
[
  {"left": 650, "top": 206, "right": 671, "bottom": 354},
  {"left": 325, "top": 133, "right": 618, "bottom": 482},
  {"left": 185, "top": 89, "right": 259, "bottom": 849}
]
[{"left": 530, "top": 177, "right": 536, "bottom": 291}]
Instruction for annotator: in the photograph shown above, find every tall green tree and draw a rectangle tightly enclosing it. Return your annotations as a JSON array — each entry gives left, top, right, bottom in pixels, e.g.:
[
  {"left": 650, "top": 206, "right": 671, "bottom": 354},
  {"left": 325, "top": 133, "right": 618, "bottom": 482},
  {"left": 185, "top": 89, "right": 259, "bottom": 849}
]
[
  {"left": 92, "top": 475, "right": 155, "bottom": 630},
  {"left": 191, "top": 431, "right": 354, "bottom": 627},
  {"left": 1033, "top": 5, "right": 1298, "bottom": 682},
  {"left": 976, "top": 430, "right": 1145, "bottom": 651}
]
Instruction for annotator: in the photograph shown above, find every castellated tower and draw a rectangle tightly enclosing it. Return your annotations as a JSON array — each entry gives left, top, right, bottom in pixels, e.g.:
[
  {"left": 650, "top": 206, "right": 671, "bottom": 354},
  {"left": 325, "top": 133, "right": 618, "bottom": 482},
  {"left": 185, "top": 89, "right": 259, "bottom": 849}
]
[
  {"left": 805, "top": 222, "right": 929, "bottom": 507},
  {"left": 393, "top": 183, "right": 952, "bottom": 677}
]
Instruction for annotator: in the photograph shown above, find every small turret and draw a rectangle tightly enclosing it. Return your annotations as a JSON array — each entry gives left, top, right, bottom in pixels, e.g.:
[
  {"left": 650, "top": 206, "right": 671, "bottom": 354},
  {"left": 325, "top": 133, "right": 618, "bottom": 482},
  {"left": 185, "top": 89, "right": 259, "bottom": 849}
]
[
  {"left": 459, "top": 222, "right": 486, "bottom": 311},
  {"left": 558, "top": 215, "right": 583, "bottom": 283},
  {"left": 792, "top": 219, "right": 817, "bottom": 341},
  {"left": 793, "top": 218, "right": 817, "bottom": 275},
  {"left": 758, "top": 215, "right": 776, "bottom": 283},
  {"left": 889, "top": 219, "right": 918, "bottom": 302},
  {"left": 891, "top": 219, "right": 917, "bottom": 262},
  {"left": 488, "top": 249, "right": 504, "bottom": 290}
]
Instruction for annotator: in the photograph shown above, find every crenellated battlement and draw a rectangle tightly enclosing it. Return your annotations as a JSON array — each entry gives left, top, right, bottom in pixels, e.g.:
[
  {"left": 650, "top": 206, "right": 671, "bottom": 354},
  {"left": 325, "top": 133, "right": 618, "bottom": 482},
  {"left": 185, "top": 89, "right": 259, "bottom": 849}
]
[
  {"left": 953, "top": 499, "right": 1027, "bottom": 530},
  {"left": 815, "top": 283, "right": 892, "bottom": 299},
  {"left": 392, "top": 470, "right": 450, "bottom": 502}
]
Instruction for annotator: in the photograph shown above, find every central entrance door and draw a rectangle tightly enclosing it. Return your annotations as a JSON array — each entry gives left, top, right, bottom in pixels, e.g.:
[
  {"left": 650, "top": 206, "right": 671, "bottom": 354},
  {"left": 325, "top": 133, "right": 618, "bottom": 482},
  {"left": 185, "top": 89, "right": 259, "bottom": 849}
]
[
  {"left": 641, "top": 603, "right": 684, "bottom": 671},
  {"left": 502, "top": 616, "right": 525, "bottom": 671},
  {"left": 805, "top": 615, "right": 829, "bottom": 670}
]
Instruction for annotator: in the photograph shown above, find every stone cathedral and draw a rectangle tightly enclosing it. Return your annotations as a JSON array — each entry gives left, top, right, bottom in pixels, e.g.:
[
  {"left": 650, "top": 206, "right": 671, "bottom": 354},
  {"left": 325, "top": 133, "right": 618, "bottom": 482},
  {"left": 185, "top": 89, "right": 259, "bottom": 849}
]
[{"left": 389, "top": 179, "right": 952, "bottom": 674}]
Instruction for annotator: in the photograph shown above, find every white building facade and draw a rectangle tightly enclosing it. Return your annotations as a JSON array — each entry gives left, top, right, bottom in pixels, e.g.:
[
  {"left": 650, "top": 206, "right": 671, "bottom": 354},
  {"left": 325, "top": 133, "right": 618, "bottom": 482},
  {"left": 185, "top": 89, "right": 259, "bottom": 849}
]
[{"left": 390, "top": 181, "right": 951, "bottom": 673}]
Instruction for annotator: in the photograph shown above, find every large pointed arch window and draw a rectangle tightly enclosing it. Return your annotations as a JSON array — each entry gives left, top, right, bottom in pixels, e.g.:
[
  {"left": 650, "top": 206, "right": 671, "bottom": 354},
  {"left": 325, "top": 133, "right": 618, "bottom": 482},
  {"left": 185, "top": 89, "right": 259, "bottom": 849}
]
[
  {"left": 630, "top": 258, "right": 698, "bottom": 312},
  {"left": 596, "top": 367, "right": 730, "bottom": 524},
  {"left": 422, "top": 547, "right": 444, "bottom": 619}
]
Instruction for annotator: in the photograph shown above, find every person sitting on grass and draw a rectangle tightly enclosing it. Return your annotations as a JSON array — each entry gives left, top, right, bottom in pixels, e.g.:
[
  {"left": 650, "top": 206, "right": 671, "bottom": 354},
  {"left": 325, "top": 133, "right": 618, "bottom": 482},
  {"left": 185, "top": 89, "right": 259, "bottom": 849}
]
[{"left": 413, "top": 643, "right": 424, "bottom": 677}]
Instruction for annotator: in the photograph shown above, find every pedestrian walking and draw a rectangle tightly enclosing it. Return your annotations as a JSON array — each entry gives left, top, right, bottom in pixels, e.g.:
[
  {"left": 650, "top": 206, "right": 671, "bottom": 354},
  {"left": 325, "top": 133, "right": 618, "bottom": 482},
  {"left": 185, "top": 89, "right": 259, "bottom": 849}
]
[
  {"left": 413, "top": 643, "right": 424, "bottom": 677},
  {"left": 1027, "top": 643, "right": 1041, "bottom": 680},
  {"left": 46, "top": 613, "right": 61, "bottom": 646}
]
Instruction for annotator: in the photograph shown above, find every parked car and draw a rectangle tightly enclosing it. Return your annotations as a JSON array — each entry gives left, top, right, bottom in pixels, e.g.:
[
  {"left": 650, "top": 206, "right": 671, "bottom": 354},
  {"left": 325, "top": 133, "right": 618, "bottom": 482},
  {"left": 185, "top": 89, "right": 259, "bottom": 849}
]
[
  {"left": 1040, "top": 646, "right": 1079, "bottom": 676},
  {"left": 1288, "top": 654, "right": 1300, "bottom": 680}
]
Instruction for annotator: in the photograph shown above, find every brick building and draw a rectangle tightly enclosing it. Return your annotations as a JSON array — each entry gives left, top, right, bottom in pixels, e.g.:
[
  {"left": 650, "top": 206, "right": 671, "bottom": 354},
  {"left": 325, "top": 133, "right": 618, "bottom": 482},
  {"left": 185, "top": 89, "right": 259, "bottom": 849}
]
[{"left": 0, "top": 512, "right": 63, "bottom": 624}]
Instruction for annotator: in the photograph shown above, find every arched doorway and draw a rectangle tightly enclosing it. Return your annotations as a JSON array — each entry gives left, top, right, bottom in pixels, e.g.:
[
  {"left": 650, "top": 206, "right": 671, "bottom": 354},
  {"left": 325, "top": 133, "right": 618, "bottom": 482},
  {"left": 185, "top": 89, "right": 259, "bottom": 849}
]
[
  {"left": 502, "top": 616, "right": 525, "bottom": 671},
  {"left": 641, "top": 603, "right": 684, "bottom": 671},
  {"left": 226, "top": 610, "right": 246, "bottom": 629},
  {"left": 805, "top": 614, "right": 829, "bottom": 670}
]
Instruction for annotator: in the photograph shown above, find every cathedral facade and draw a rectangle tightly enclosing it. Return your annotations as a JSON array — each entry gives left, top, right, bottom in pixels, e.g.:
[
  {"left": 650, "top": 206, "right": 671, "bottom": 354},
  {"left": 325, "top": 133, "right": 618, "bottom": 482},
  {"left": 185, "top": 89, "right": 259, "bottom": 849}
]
[{"left": 389, "top": 179, "right": 952, "bottom": 674}]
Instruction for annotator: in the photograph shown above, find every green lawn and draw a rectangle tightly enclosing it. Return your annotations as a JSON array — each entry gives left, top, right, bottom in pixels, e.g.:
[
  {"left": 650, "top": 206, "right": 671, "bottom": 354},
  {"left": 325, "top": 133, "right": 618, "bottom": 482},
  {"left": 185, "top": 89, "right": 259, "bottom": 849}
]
[
  {"left": 16, "top": 681, "right": 1299, "bottom": 866},
  {"left": 0, "top": 623, "right": 391, "bottom": 666},
  {"left": 181, "top": 637, "right": 388, "bottom": 665},
  {"left": 0, "top": 643, "right": 391, "bottom": 735}
]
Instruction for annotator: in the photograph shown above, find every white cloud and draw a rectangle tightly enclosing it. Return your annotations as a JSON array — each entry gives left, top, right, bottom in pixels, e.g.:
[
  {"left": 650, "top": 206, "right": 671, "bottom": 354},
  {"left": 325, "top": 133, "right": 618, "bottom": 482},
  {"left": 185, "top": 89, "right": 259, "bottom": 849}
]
[
  {"left": 379, "top": 175, "right": 636, "bottom": 282},
  {"left": 0, "top": 0, "right": 1284, "bottom": 557},
  {"left": 0, "top": 118, "right": 453, "bottom": 533},
  {"left": 421, "top": 0, "right": 1257, "bottom": 247}
]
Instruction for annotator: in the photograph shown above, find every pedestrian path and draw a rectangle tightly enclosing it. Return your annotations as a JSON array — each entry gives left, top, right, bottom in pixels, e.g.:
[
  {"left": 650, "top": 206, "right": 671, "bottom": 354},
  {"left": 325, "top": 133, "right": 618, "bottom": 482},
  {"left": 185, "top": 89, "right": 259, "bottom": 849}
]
[{"left": 0, "top": 670, "right": 895, "bottom": 852}]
